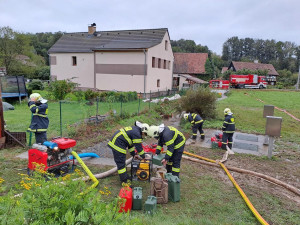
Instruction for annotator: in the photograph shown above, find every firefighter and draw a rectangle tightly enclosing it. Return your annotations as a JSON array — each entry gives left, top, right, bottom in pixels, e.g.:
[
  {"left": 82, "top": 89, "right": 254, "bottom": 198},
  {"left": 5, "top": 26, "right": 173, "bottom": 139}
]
[
  {"left": 147, "top": 124, "right": 186, "bottom": 177},
  {"left": 222, "top": 108, "right": 235, "bottom": 150},
  {"left": 108, "top": 121, "right": 149, "bottom": 184},
  {"left": 28, "top": 93, "right": 49, "bottom": 144},
  {"left": 183, "top": 113, "right": 205, "bottom": 141}
]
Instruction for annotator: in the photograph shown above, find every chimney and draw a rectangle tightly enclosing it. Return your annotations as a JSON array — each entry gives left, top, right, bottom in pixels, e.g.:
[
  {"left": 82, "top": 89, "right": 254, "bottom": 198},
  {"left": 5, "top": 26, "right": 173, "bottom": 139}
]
[
  {"left": 88, "top": 23, "right": 96, "bottom": 34},
  {"left": 254, "top": 60, "right": 259, "bottom": 64}
]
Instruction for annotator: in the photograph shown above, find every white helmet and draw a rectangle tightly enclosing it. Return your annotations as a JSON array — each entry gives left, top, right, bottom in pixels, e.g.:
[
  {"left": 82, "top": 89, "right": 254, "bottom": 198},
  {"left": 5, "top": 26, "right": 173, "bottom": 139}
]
[
  {"left": 183, "top": 113, "right": 189, "bottom": 120},
  {"left": 30, "top": 93, "right": 47, "bottom": 103},
  {"left": 224, "top": 108, "right": 231, "bottom": 115},
  {"left": 135, "top": 121, "right": 149, "bottom": 133},
  {"left": 147, "top": 125, "right": 160, "bottom": 139}
]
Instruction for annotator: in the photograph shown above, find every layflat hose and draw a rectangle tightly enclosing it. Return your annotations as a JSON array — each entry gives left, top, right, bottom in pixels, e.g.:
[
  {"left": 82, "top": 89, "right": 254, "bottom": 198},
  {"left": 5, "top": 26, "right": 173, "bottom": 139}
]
[
  {"left": 183, "top": 151, "right": 269, "bottom": 225},
  {"left": 71, "top": 151, "right": 99, "bottom": 190}
]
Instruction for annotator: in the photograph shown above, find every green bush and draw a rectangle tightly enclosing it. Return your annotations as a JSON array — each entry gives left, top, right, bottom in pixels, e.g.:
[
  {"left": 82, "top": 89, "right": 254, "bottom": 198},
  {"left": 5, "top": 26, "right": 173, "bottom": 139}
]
[
  {"left": 84, "top": 89, "right": 98, "bottom": 101},
  {"left": 73, "top": 90, "right": 85, "bottom": 101},
  {"left": 47, "top": 79, "right": 77, "bottom": 100},
  {"left": 176, "top": 87, "right": 217, "bottom": 119},
  {"left": 0, "top": 169, "right": 135, "bottom": 225},
  {"left": 27, "top": 79, "right": 44, "bottom": 90}
]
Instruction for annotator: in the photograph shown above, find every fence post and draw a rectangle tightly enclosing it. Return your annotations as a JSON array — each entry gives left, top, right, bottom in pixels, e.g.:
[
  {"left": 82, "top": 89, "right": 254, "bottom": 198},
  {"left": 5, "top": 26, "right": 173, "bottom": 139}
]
[
  {"left": 138, "top": 92, "right": 141, "bottom": 115},
  {"left": 60, "top": 101, "right": 62, "bottom": 137},
  {"left": 120, "top": 94, "right": 123, "bottom": 117},
  {"left": 96, "top": 96, "right": 99, "bottom": 116},
  {"left": 28, "top": 113, "right": 33, "bottom": 146},
  {"left": 149, "top": 90, "right": 151, "bottom": 110}
]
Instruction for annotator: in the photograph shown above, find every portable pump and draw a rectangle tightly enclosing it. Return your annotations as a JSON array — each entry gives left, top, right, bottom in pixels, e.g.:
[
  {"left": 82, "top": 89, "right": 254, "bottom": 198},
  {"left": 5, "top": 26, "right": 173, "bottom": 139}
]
[
  {"left": 131, "top": 153, "right": 152, "bottom": 181},
  {"left": 28, "top": 137, "right": 76, "bottom": 176}
]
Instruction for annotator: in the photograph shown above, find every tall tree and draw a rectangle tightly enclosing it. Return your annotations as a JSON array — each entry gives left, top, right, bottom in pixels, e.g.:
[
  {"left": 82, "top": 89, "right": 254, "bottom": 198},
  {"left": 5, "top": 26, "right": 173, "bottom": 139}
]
[{"left": 0, "top": 26, "right": 20, "bottom": 74}]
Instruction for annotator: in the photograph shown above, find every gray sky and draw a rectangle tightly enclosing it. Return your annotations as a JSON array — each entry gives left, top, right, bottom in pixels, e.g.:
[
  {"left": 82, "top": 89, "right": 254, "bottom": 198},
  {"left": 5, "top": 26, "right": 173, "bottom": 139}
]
[{"left": 1, "top": 0, "right": 299, "bottom": 55}]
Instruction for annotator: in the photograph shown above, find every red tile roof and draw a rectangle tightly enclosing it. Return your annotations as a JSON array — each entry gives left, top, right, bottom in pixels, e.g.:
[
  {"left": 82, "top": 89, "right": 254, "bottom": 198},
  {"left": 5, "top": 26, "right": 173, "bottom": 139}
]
[
  {"left": 230, "top": 61, "right": 279, "bottom": 76},
  {"left": 174, "top": 53, "right": 208, "bottom": 74}
]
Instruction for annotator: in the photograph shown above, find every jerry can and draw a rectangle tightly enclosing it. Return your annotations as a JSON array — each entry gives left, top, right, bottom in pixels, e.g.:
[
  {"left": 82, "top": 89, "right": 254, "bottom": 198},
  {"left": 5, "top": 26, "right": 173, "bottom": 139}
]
[
  {"left": 152, "top": 154, "right": 165, "bottom": 166},
  {"left": 156, "top": 167, "right": 167, "bottom": 179},
  {"left": 132, "top": 187, "right": 143, "bottom": 210},
  {"left": 118, "top": 186, "right": 132, "bottom": 213},
  {"left": 150, "top": 177, "right": 168, "bottom": 204},
  {"left": 165, "top": 173, "right": 181, "bottom": 202},
  {"left": 144, "top": 196, "right": 157, "bottom": 215}
]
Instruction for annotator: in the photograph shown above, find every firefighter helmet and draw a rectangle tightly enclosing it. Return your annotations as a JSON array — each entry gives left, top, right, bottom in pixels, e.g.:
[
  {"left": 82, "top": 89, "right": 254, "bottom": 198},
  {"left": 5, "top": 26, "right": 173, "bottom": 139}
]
[
  {"left": 147, "top": 126, "right": 160, "bottom": 139},
  {"left": 135, "top": 121, "right": 150, "bottom": 133},
  {"left": 224, "top": 108, "right": 231, "bottom": 115},
  {"left": 183, "top": 113, "right": 189, "bottom": 120},
  {"left": 30, "top": 93, "right": 47, "bottom": 103}
]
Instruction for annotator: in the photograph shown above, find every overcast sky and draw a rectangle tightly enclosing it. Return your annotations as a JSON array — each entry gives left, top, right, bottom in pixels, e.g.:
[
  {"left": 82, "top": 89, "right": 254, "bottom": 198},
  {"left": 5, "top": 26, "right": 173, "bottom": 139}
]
[{"left": 1, "top": 0, "right": 299, "bottom": 55}]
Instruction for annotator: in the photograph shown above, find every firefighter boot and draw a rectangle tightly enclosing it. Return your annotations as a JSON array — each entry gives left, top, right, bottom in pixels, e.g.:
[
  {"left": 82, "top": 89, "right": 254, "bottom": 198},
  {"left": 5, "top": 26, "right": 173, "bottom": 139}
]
[{"left": 200, "top": 134, "right": 205, "bottom": 140}]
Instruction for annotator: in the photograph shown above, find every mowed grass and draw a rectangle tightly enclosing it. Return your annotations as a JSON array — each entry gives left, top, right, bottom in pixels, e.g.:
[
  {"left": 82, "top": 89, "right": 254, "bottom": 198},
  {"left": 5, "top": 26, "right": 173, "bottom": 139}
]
[
  {"left": 215, "top": 89, "right": 300, "bottom": 143},
  {"left": 4, "top": 100, "right": 153, "bottom": 143}
]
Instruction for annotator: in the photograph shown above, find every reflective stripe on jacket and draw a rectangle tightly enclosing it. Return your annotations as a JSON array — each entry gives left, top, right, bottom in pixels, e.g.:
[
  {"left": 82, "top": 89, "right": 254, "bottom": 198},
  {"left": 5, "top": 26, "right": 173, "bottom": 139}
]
[
  {"left": 108, "top": 126, "right": 145, "bottom": 158},
  {"left": 156, "top": 126, "right": 185, "bottom": 160},
  {"left": 222, "top": 114, "right": 235, "bottom": 133},
  {"left": 28, "top": 101, "right": 49, "bottom": 133},
  {"left": 188, "top": 113, "right": 203, "bottom": 125}
]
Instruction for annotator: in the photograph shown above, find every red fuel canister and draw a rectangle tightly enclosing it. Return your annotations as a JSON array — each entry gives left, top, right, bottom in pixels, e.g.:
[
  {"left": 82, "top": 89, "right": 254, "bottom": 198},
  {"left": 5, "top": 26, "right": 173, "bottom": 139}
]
[{"left": 118, "top": 186, "right": 132, "bottom": 213}]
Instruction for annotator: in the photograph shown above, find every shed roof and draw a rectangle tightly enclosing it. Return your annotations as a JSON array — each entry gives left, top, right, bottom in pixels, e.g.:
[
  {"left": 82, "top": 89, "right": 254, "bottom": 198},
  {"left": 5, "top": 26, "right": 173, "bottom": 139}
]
[
  {"left": 230, "top": 61, "right": 279, "bottom": 76},
  {"left": 173, "top": 53, "right": 208, "bottom": 74},
  {"left": 48, "top": 28, "right": 168, "bottom": 53},
  {"left": 178, "top": 74, "right": 208, "bottom": 84}
]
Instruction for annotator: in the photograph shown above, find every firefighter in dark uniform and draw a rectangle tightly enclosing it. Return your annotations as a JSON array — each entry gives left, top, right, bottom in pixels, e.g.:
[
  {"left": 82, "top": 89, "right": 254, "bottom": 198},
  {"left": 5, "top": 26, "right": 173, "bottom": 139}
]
[
  {"left": 108, "top": 121, "right": 149, "bottom": 184},
  {"left": 222, "top": 108, "right": 235, "bottom": 150},
  {"left": 147, "top": 124, "right": 186, "bottom": 177},
  {"left": 184, "top": 113, "right": 205, "bottom": 140},
  {"left": 28, "top": 93, "right": 49, "bottom": 144}
]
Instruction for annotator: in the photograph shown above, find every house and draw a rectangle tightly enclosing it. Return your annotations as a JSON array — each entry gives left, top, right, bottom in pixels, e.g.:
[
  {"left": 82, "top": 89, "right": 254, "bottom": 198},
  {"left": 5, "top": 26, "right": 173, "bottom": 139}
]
[
  {"left": 227, "top": 61, "right": 279, "bottom": 85},
  {"left": 48, "top": 24, "right": 174, "bottom": 94},
  {"left": 173, "top": 53, "right": 208, "bottom": 89}
]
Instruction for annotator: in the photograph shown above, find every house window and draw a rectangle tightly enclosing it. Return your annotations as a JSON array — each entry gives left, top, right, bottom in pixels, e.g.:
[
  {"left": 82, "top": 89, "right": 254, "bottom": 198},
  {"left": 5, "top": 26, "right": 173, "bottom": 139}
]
[
  {"left": 168, "top": 61, "right": 171, "bottom": 70},
  {"left": 158, "top": 58, "right": 161, "bottom": 68},
  {"left": 157, "top": 79, "right": 160, "bottom": 87},
  {"left": 152, "top": 57, "right": 155, "bottom": 68},
  {"left": 72, "top": 56, "right": 77, "bottom": 66},
  {"left": 165, "top": 40, "right": 168, "bottom": 50},
  {"left": 164, "top": 60, "right": 167, "bottom": 69}
]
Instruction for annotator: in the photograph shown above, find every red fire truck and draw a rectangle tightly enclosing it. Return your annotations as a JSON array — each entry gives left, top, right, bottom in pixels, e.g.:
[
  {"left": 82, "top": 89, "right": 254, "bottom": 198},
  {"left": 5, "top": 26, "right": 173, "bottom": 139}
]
[{"left": 229, "top": 74, "right": 267, "bottom": 89}]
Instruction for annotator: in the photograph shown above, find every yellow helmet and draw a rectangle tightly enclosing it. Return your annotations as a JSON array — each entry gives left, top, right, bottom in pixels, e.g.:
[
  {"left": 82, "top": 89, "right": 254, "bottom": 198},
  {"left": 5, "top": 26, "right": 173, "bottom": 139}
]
[
  {"left": 224, "top": 108, "right": 231, "bottom": 115},
  {"left": 30, "top": 93, "right": 47, "bottom": 103},
  {"left": 183, "top": 113, "right": 189, "bottom": 120},
  {"left": 135, "top": 121, "right": 150, "bottom": 133},
  {"left": 146, "top": 126, "right": 160, "bottom": 139}
]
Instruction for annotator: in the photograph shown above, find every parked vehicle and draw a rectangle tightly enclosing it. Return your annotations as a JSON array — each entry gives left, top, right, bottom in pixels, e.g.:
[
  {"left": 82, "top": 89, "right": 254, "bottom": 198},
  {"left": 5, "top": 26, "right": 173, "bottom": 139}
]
[{"left": 229, "top": 74, "right": 267, "bottom": 89}]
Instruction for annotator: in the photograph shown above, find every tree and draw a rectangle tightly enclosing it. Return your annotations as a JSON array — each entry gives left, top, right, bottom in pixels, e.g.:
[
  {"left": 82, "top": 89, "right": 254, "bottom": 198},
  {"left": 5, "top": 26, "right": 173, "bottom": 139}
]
[{"left": 0, "top": 26, "right": 19, "bottom": 74}]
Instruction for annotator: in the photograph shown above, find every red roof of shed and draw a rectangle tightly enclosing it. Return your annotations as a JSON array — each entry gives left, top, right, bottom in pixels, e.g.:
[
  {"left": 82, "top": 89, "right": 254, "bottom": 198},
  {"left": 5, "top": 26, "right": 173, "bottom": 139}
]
[{"left": 174, "top": 53, "right": 208, "bottom": 74}]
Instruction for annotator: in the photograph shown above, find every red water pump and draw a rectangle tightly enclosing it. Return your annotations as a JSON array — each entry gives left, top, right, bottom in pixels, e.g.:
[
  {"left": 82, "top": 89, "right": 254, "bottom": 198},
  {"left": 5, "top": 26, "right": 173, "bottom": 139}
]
[
  {"left": 211, "top": 132, "right": 223, "bottom": 148},
  {"left": 28, "top": 137, "right": 76, "bottom": 176}
]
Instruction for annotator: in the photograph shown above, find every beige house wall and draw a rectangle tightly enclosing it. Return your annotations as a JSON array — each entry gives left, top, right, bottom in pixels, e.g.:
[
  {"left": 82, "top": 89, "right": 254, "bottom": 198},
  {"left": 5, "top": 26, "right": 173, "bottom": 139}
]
[
  {"left": 95, "top": 51, "right": 145, "bottom": 92},
  {"left": 50, "top": 53, "right": 94, "bottom": 88},
  {"left": 146, "top": 32, "right": 173, "bottom": 93}
]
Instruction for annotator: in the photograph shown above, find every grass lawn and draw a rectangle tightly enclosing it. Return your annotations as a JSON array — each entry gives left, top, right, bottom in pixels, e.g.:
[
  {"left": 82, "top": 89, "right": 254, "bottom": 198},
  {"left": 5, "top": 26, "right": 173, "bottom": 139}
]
[
  {"left": 215, "top": 89, "right": 300, "bottom": 143},
  {"left": 4, "top": 99, "right": 153, "bottom": 144}
]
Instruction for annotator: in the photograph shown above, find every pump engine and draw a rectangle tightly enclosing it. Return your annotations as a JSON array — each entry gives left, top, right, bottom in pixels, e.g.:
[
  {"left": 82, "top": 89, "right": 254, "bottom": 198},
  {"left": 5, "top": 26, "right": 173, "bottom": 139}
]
[{"left": 28, "top": 137, "right": 76, "bottom": 176}]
